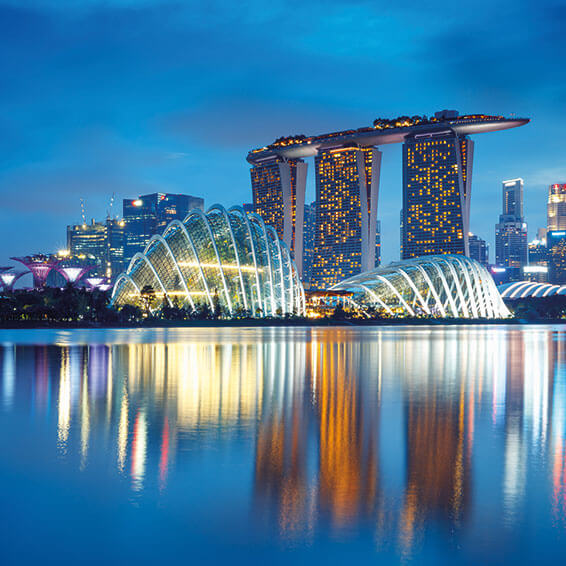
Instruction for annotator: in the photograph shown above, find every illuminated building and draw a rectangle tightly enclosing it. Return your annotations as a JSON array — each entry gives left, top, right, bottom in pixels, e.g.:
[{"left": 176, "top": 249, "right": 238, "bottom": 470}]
[
  {"left": 547, "top": 230, "right": 566, "bottom": 284},
  {"left": 402, "top": 129, "right": 473, "bottom": 258},
  {"left": 67, "top": 217, "right": 125, "bottom": 281},
  {"left": 123, "top": 193, "right": 204, "bottom": 266},
  {"left": 112, "top": 205, "right": 305, "bottom": 316},
  {"left": 495, "top": 179, "right": 528, "bottom": 271},
  {"left": 331, "top": 254, "right": 509, "bottom": 318},
  {"left": 248, "top": 111, "right": 528, "bottom": 278},
  {"left": 468, "top": 233, "right": 489, "bottom": 266},
  {"left": 250, "top": 157, "right": 307, "bottom": 274},
  {"left": 499, "top": 280, "right": 566, "bottom": 299},
  {"left": 311, "top": 146, "right": 382, "bottom": 289},
  {"left": 11, "top": 254, "right": 60, "bottom": 288},
  {"left": 375, "top": 219, "right": 381, "bottom": 267},
  {"left": 302, "top": 201, "right": 316, "bottom": 287},
  {"left": 526, "top": 238, "right": 548, "bottom": 282},
  {"left": 547, "top": 183, "right": 566, "bottom": 231}
]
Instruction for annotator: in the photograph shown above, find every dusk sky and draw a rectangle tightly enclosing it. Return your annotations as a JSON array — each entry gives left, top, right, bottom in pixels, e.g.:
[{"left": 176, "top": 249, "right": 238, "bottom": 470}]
[{"left": 1, "top": 0, "right": 565, "bottom": 269}]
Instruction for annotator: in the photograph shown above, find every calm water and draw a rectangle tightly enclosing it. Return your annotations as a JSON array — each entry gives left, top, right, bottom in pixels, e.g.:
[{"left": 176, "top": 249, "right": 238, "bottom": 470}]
[{"left": 0, "top": 325, "right": 565, "bottom": 565}]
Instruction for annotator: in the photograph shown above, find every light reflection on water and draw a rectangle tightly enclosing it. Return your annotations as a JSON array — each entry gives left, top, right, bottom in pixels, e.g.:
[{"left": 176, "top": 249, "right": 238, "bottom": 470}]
[{"left": 0, "top": 326, "right": 565, "bottom": 563}]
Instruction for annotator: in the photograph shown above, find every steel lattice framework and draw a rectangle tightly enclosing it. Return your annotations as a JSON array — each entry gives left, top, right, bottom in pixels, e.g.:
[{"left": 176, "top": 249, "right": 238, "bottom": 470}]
[
  {"left": 111, "top": 205, "right": 305, "bottom": 316},
  {"left": 331, "top": 254, "right": 510, "bottom": 318}
]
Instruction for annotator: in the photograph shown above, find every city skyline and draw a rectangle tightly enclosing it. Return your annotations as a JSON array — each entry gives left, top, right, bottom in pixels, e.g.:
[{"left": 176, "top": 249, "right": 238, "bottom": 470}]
[{"left": 0, "top": 1, "right": 564, "bottom": 268}]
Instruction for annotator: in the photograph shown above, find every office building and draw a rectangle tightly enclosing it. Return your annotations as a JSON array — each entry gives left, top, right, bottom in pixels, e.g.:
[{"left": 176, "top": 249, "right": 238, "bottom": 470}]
[
  {"left": 250, "top": 157, "right": 307, "bottom": 273},
  {"left": 468, "top": 233, "right": 489, "bottom": 266},
  {"left": 123, "top": 193, "right": 204, "bottom": 266},
  {"left": 548, "top": 184, "right": 566, "bottom": 231},
  {"left": 302, "top": 201, "right": 316, "bottom": 287},
  {"left": 402, "top": 128, "right": 473, "bottom": 259},
  {"left": 67, "top": 217, "right": 126, "bottom": 281},
  {"left": 548, "top": 230, "right": 566, "bottom": 284},
  {"left": 311, "top": 146, "right": 381, "bottom": 289},
  {"left": 495, "top": 179, "right": 527, "bottom": 268}
]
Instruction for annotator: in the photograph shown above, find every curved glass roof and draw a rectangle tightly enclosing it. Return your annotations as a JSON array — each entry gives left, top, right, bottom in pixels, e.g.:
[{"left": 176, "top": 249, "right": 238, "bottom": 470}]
[
  {"left": 331, "top": 254, "right": 510, "bottom": 318},
  {"left": 499, "top": 281, "right": 566, "bottom": 299},
  {"left": 112, "top": 205, "right": 305, "bottom": 317}
]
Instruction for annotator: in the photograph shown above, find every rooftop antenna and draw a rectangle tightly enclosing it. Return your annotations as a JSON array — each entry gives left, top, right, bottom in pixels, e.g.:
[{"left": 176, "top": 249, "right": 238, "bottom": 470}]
[
  {"left": 107, "top": 192, "right": 115, "bottom": 219},
  {"left": 80, "top": 199, "right": 87, "bottom": 226}
]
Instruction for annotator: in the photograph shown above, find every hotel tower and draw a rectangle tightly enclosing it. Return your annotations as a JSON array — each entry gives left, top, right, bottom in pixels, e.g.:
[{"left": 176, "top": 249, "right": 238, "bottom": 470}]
[
  {"left": 247, "top": 110, "right": 528, "bottom": 285},
  {"left": 402, "top": 129, "right": 474, "bottom": 259},
  {"left": 250, "top": 157, "right": 307, "bottom": 274},
  {"left": 311, "top": 147, "right": 381, "bottom": 289}
]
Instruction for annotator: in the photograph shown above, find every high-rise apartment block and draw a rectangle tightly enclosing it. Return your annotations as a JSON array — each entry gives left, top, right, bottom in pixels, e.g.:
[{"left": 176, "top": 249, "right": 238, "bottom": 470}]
[
  {"left": 250, "top": 157, "right": 307, "bottom": 273},
  {"left": 495, "top": 179, "right": 527, "bottom": 268},
  {"left": 311, "top": 147, "right": 381, "bottom": 289},
  {"left": 123, "top": 193, "right": 203, "bottom": 265},
  {"left": 468, "top": 233, "right": 489, "bottom": 266},
  {"left": 402, "top": 129, "right": 473, "bottom": 259}
]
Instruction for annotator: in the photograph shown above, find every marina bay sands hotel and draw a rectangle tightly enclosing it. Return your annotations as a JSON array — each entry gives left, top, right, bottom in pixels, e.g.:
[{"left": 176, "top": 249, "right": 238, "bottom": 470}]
[{"left": 247, "top": 110, "right": 529, "bottom": 289}]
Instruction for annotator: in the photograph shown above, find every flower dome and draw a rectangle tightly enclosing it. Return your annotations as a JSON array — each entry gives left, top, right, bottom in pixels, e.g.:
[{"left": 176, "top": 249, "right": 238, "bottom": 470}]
[
  {"left": 112, "top": 205, "right": 305, "bottom": 316},
  {"left": 331, "top": 254, "right": 510, "bottom": 318}
]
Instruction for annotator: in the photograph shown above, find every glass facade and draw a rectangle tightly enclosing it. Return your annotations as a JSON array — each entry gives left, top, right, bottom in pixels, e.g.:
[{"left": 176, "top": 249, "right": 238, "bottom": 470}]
[
  {"left": 331, "top": 255, "right": 509, "bottom": 319},
  {"left": 547, "top": 184, "right": 566, "bottom": 231},
  {"left": 402, "top": 134, "right": 473, "bottom": 259},
  {"left": 112, "top": 205, "right": 305, "bottom": 317},
  {"left": 123, "top": 193, "right": 204, "bottom": 266}
]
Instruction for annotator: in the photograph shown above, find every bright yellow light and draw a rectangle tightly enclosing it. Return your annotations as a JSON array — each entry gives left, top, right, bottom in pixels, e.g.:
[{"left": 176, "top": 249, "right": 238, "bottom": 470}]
[
  {"left": 177, "top": 262, "right": 263, "bottom": 273},
  {"left": 133, "top": 199, "right": 143, "bottom": 207},
  {"left": 58, "top": 249, "right": 70, "bottom": 257}
]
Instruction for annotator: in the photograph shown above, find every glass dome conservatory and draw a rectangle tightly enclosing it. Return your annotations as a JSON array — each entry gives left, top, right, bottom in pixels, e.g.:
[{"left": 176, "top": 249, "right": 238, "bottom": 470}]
[
  {"left": 331, "top": 254, "right": 510, "bottom": 318},
  {"left": 112, "top": 205, "right": 305, "bottom": 316}
]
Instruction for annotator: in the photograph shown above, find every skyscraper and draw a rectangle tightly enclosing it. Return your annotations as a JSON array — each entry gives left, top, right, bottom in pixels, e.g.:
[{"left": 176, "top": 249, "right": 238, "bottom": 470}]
[
  {"left": 67, "top": 217, "right": 126, "bottom": 281},
  {"left": 468, "top": 233, "right": 489, "bottom": 266},
  {"left": 547, "top": 183, "right": 566, "bottom": 231},
  {"left": 250, "top": 157, "right": 307, "bottom": 273},
  {"left": 311, "top": 146, "right": 382, "bottom": 289},
  {"left": 495, "top": 179, "right": 527, "bottom": 269},
  {"left": 402, "top": 126, "right": 473, "bottom": 259},
  {"left": 547, "top": 230, "right": 566, "bottom": 284},
  {"left": 123, "top": 193, "right": 204, "bottom": 265},
  {"left": 302, "top": 201, "right": 316, "bottom": 287}
]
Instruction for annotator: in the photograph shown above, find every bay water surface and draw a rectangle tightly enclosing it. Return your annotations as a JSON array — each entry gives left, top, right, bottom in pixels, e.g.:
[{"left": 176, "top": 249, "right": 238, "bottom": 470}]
[{"left": 0, "top": 325, "right": 565, "bottom": 564}]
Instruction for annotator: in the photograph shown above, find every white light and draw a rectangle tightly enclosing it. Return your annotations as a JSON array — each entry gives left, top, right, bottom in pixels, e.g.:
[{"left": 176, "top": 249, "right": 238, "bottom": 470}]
[
  {"left": 523, "top": 266, "right": 548, "bottom": 273},
  {"left": 492, "top": 267, "right": 506, "bottom": 273}
]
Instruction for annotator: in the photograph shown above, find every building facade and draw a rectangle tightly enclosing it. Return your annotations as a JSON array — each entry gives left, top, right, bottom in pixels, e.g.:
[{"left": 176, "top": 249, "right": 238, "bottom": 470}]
[
  {"left": 311, "top": 147, "right": 382, "bottom": 289},
  {"left": 548, "top": 184, "right": 566, "bottom": 231},
  {"left": 250, "top": 157, "right": 307, "bottom": 274},
  {"left": 402, "top": 130, "right": 473, "bottom": 259},
  {"left": 67, "top": 218, "right": 126, "bottom": 281},
  {"left": 468, "top": 233, "right": 489, "bottom": 266},
  {"left": 548, "top": 230, "right": 566, "bottom": 284},
  {"left": 302, "top": 201, "right": 316, "bottom": 288},
  {"left": 123, "top": 193, "right": 204, "bottom": 266},
  {"left": 495, "top": 179, "right": 527, "bottom": 269}
]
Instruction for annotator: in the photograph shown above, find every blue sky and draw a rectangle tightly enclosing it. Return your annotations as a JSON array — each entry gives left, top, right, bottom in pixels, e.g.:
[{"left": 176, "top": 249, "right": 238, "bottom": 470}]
[{"left": 1, "top": 0, "right": 565, "bottom": 267}]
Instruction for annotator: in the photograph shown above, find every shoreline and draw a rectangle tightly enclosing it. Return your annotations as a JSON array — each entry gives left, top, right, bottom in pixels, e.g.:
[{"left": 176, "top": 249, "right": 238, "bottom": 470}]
[{"left": 0, "top": 317, "right": 565, "bottom": 330}]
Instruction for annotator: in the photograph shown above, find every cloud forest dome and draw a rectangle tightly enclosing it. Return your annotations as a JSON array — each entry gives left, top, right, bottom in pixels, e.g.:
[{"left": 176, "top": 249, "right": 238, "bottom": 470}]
[
  {"left": 331, "top": 255, "right": 510, "bottom": 318},
  {"left": 111, "top": 205, "right": 305, "bottom": 316}
]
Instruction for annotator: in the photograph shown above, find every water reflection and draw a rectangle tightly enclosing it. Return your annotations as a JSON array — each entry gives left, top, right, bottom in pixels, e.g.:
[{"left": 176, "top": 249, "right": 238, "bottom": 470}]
[{"left": 1, "top": 326, "right": 566, "bottom": 553}]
